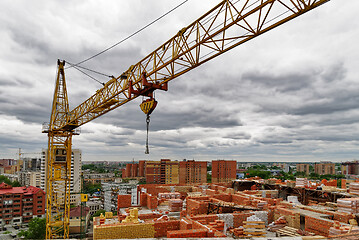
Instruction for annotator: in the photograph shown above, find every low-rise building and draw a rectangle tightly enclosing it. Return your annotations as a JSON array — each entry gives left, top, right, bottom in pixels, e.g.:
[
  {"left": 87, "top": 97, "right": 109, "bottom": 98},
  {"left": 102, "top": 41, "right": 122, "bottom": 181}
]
[{"left": 0, "top": 183, "right": 45, "bottom": 227}]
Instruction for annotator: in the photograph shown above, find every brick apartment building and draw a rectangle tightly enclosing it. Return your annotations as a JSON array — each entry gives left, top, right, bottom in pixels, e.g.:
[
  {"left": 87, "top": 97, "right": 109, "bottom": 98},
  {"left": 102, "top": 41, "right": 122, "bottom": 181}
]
[
  {"left": 0, "top": 159, "right": 20, "bottom": 174},
  {"left": 179, "top": 160, "right": 207, "bottom": 184},
  {"left": 297, "top": 163, "right": 311, "bottom": 175},
  {"left": 122, "top": 160, "right": 145, "bottom": 178},
  {"left": 314, "top": 162, "right": 335, "bottom": 175},
  {"left": 212, "top": 160, "right": 237, "bottom": 183},
  {"left": 341, "top": 160, "right": 359, "bottom": 175},
  {"left": 0, "top": 183, "right": 45, "bottom": 227},
  {"left": 145, "top": 159, "right": 179, "bottom": 184}
]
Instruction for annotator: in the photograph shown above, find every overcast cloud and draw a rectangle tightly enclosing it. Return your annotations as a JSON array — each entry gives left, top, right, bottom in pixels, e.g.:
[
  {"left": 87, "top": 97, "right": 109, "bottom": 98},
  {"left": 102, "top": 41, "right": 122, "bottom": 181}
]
[{"left": 0, "top": 0, "right": 358, "bottom": 163}]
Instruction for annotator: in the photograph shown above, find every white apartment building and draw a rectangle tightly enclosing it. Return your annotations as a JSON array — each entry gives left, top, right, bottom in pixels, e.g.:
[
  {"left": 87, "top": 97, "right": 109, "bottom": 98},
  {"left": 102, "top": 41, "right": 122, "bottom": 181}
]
[
  {"left": 18, "top": 171, "right": 41, "bottom": 188},
  {"left": 41, "top": 148, "right": 82, "bottom": 194}
]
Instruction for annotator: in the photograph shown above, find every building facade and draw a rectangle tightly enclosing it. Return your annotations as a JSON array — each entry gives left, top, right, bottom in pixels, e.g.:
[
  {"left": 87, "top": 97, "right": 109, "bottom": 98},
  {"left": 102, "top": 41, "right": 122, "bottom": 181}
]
[
  {"left": 212, "top": 160, "right": 237, "bottom": 183},
  {"left": 18, "top": 171, "right": 41, "bottom": 188},
  {"left": 314, "top": 162, "right": 335, "bottom": 175},
  {"left": 41, "top": 148, "right": 82, "bottom": 193},
  {"left": 145, "top": 159, "right": 179, "bottom": 184},
  {"left": 0, "top": 183, "right": 45, "bottom": 227},
  {"left": 297, "top": 164, "right": 311, "bottom": 175},
  {"left": 179, "top": 160, "right": 207, "bottom": 184},
  {"left": 341, "top": 161, "right": 359, "bottom": 175}
]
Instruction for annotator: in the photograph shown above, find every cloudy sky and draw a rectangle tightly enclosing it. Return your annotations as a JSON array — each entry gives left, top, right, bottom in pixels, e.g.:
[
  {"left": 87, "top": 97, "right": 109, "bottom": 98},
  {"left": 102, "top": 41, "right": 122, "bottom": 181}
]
[{"left": 0, "top": 0, "right": 358, "bottom": 163}]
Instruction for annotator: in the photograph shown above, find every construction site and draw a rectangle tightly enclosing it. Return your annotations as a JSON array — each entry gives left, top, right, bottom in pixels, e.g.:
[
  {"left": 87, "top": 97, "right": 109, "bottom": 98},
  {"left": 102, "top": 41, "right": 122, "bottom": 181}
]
[
  {"left": 92, "top": 179, "right": 359, "bottom": 239},
  {"left": 35, "top": 0, "right": 359, "bottom": 239}
]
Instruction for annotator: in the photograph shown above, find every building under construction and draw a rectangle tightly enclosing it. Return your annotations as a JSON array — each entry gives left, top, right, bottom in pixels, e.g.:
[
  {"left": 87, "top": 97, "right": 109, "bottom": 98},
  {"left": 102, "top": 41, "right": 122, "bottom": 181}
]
[{"left": 92, "top": 177, "right": 359, "bottom": 239}]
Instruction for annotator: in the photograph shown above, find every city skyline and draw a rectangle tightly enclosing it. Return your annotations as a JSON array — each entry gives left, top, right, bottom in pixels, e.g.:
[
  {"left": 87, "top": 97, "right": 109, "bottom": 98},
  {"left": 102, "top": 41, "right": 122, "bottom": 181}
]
[{"left": 1, "top": 1, "right": 359, "bottom": 162}]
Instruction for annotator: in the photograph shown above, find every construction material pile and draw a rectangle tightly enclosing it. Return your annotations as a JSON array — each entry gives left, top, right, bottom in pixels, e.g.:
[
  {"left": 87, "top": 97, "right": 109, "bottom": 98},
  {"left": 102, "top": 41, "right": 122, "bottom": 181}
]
[
  {"left": 329, "top": 221, "right": 359, "bottom": 236},
  {"left": 349, "top": 182, "right": 359, "bottom": 195},
  {"left": 158, "top": 192, "right": 180, "bottom": 199},
  {"left": 287, "top": 196, "right": 302, "bottom": 205},
  {"left": 168, "top": 199, "right": 183, "bottom": 212},
  {"left": 295, "top": 178, "right": 308, "bottom": 187},
  {"left": 268, "top": 216, "right": 287, "bottom": 232},
  {"left": 243, "top": 215, "right": 266, "bottom": 238},
  {"left": 337, "top": 198, "right": 359, "bottom": 214},
  {"left": 217, "top": 213, "right": 234, "bottom": 228},
  {"left": 229, "top": 226, "right": 244, "bottom": 237}
]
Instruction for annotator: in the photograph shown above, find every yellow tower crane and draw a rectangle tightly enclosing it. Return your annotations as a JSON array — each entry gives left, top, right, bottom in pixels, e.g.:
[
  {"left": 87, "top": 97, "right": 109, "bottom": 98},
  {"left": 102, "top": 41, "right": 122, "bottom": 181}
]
[{"left": 43, "top": 0, "right": 330, "bottom": 238}]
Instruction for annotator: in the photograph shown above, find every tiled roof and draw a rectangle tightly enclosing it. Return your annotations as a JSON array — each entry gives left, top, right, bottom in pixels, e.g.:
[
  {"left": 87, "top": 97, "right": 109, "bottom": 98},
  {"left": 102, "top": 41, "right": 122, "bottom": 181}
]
[
  {"left": 0, "top": 184, "right": 44, "bottom": 195},
  {"left": 70, "top": 206, "right": 90, "bottom": 217}
]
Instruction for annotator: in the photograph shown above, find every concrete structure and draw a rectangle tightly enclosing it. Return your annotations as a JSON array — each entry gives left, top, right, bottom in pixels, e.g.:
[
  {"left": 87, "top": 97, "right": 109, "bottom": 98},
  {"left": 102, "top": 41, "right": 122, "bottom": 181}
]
[
  {"left": 297, "top": 163, "right": 311, "bottom": 175},
  {"left": 87, "top": 200, "right": 103, "bottom": 215},
  {"left": 41, "top": 148, "right": 82, "bottom": 193},
  {"left": 341, "top": 160, "right": 359, "bottom": 175},
  {"left": 21, "top": 157, "right": 41, "bottom": 171},
  {"left": 179, "top": 160, "right": 207, "bottom": 184},
  {"left": 102, "top": 182, "right": 138, "bottom": 212},
  {"left": 18, "top": 171, "right": 41, "bottom": 188},
  {"left": 212, "top": 160, "right": 237, "bottom": 183},
  {"left": 0, "top": 183, "right": 45, "bottom": 227},
  {"left": 314, "top": 162, "right": 335, "bottom": 175}
]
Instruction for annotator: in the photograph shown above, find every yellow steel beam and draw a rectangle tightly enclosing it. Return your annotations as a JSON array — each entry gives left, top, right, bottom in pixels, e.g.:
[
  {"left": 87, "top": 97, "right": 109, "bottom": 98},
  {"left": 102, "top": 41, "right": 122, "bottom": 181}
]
[
  {"left": 46, "top": 61, "right": 73, "bottom": 239},
  {"left": 54, "top": 0, "right": 329, "bottom": 132}
]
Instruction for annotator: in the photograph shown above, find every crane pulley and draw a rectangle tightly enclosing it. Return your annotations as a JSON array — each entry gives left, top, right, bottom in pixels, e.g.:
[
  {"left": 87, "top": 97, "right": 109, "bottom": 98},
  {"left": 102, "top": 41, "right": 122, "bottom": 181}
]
[{"left": 130, "top": 72, "right": 167, "bottom": 153}]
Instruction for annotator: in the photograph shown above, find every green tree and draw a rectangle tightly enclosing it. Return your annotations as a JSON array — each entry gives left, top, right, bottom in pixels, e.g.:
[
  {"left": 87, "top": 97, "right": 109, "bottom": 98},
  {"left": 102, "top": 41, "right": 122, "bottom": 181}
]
[
  {"left": 18, "top": 217, "right": 46, "bottom": 239},
  {"left": 83, "top": 182, "right": 101, "bottom": 195},
  {"left": 91, "top": 209, "right": 106, "bottom": 220},
  {"left": 207, "top": 173, "right": 212, "bottom": 183},
  {"left": 0, "top": 176, "right": 22, "bottom": 187}
]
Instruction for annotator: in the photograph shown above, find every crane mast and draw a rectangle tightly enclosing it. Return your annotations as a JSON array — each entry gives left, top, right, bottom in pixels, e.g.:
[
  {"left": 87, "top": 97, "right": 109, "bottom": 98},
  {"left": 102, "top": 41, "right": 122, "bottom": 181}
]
[{"left": 44, "top": 0, "right": 329, "bottom": 238}]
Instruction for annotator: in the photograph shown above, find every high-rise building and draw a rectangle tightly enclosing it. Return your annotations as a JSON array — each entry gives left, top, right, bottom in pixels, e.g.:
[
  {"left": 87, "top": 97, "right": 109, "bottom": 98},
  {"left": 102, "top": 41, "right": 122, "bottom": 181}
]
[
  {"left": 212, "top": 160, "right": 237, "bottom": 183},
  {"left": 297, "top": 164, "right": 311, "bottom": 175},
  {"left": 145, "top": 159, "right": 179, "bottom": 184},
  {"left": 314, "top": 162, "right": 335, "bottom": 175},
  {"left": 40, "top": 148, "right": 82, "bottom": 193},
  {"left": 179, "top": 160, "right": 207, "bottom": 184},
  {"left": 341, "top": 161, "right": 359, "bottom": 175}
]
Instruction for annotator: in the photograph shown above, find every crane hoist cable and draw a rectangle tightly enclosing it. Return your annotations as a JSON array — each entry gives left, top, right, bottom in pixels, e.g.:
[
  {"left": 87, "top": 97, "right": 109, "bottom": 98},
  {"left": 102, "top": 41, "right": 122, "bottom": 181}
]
[{"left": 65, "top": 0, "right": 189, "bottom": 69}]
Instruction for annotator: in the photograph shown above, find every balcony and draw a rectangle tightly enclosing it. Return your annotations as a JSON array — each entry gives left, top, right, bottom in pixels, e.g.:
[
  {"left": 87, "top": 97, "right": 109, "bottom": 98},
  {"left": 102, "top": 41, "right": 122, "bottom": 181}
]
[{"left": 3, "top": 215, "right": 13, "bottom": 220}]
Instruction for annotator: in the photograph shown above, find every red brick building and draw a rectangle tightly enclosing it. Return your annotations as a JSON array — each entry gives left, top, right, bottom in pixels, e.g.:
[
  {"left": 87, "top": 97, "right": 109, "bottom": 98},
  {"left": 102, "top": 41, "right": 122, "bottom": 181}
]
[
  {"left": 0, "top": 182, "right": 45, "bottom": 227},
  {"left": 179, "top": 160, "right": 207, "bottom": 184},
  {"left": 212, "top": 160, "right": 237, "bottom": 183},
  {"left": 122, "top": 161, "right": 146, "bottom": 178}
]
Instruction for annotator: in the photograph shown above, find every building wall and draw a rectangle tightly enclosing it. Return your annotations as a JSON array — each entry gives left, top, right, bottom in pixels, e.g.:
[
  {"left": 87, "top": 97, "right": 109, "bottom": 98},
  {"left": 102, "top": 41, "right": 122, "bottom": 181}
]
[
  {"left": 314, "top": 162, "right": 335, "bottom": 175},
  {"left": 212, "top": 160, "right": 237, "bottom": 183},
  {"left": 296, "top": 164, "right": 310, "bottom": 175},
  {"left": 139, "top": 160, "right": 145, "bottom": 177},
  {"left": 0, "top": 185, "right": 45, "bottom": 227},
  {"left": 341, "top": 161, "right": 359, "bottom": 175},
  {"left": 145, "top": 161, "right": 162, "bottom": 184},
  {"left": 41, "top": 148, "right": 82, "bottom": 192},
  {"left": 179, "top": 160, "right": 207, "bottom": 184}
]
